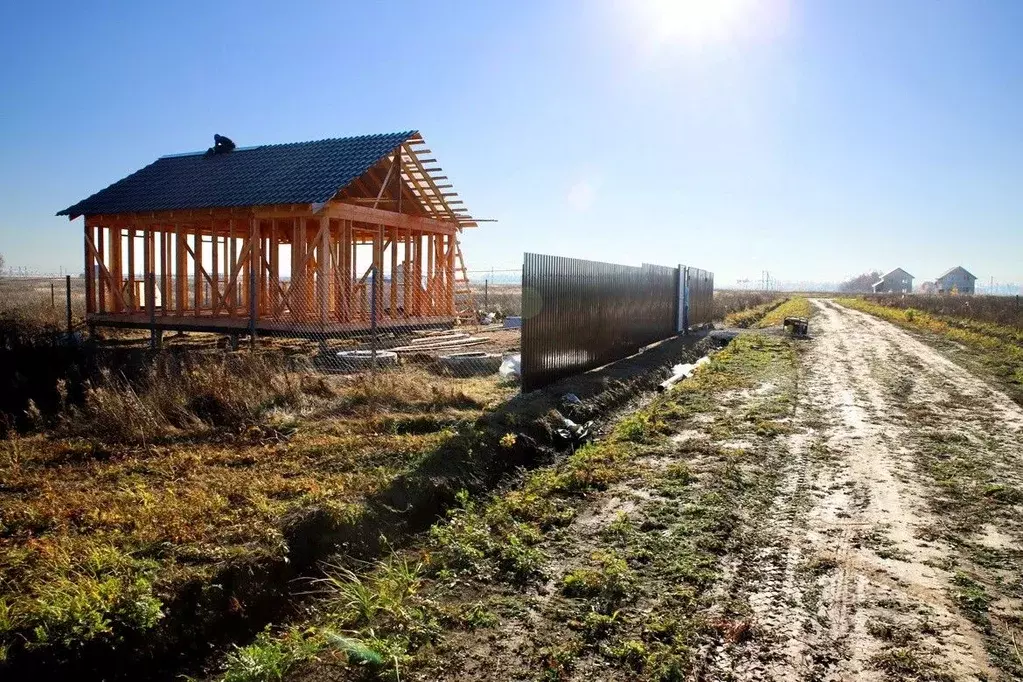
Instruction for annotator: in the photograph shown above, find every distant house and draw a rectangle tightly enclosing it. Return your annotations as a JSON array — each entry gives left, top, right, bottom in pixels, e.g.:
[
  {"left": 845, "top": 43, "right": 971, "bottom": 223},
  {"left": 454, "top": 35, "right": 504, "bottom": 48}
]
[
  {"left": 935, "top": 266, "right": 977, "bottom": 295},
  {"left": 872, "top": 268, "right": 913, "bottom": 294}
]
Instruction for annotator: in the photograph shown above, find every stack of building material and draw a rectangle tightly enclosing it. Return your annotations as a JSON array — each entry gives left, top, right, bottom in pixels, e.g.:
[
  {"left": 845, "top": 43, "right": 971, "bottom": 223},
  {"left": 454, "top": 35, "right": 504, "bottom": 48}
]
[{"left": 389, "top": 332, "right": 486, "bottom": 353}]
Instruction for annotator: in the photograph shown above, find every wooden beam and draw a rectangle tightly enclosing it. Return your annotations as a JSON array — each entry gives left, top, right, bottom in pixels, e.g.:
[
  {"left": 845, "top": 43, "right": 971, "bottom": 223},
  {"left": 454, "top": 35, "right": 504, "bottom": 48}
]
[
  {"left": 327, "top": 201, "right": 457, "bottom": 234},
  {"left": 371, "top": 151, "right": 399, "bottom": 210}
]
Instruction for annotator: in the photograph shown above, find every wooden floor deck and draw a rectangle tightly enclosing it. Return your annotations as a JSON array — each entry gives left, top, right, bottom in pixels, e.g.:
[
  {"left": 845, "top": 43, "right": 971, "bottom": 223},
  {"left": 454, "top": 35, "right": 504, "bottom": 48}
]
[{"left": 87, "top": 312, "right": 456, "bottom": 338}]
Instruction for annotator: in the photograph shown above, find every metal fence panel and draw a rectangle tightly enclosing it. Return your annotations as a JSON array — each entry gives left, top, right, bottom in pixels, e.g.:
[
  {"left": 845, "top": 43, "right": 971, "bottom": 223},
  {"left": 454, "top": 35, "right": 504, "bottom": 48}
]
[
  {"left": 521, "top": 254, "right": 680, "bottom": 391},
  {"left": 687, "top": 267, "right": 714, "bottom": 327}
]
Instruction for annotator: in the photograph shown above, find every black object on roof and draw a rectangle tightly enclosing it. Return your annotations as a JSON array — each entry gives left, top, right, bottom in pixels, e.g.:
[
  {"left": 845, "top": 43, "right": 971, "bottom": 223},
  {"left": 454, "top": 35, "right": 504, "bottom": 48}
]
[{"left": 58, "top": 131, "right": 415, "bottom": 218}]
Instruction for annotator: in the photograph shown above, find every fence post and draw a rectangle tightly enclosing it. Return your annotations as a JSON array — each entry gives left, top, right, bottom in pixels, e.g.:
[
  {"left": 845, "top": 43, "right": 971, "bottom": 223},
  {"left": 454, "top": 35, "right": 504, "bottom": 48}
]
[
  {"left": 51, "top": 282, "right": 56, "bottom": 308},
  {"left": 484, "top": 278, "right": 488, "bottom": 310},
  {"left": 675, "top": 265, "right": 684, "bottom": 334},
  {"left": 65, "top": 275, "right": 73, "bottom": 337},
  {"left": 682, "top": 266, "right": 691, "bottom": 335},
  {"left": 370, "top": 265, "right": 378, "bottom": 372}
]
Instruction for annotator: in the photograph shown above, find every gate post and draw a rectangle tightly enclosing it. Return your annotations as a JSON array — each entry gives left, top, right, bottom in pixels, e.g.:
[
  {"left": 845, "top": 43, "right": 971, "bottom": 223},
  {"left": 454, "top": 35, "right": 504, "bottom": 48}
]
[
  {"left": 675, "top": 265, "right": 684, "bottom": 334},
  {"left": 682, "top": 266, "right": 691, "bottom": 335}
]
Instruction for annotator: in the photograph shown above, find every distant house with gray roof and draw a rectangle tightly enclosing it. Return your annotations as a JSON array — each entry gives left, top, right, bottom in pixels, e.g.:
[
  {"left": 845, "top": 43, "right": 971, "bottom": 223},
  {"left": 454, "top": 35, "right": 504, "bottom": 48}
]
[
  {"left": 935, "top": 266, "right": 976, "bottom": 295},
  {"left": 872, "top": 268, "right": 913, "bottom": 294}
]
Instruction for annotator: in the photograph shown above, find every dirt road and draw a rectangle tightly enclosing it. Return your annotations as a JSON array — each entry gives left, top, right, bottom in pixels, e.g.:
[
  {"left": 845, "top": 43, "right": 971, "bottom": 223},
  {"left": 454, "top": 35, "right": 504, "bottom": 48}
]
[{"left": 713, "top": 299, "right": 1023, "bottom": 681}]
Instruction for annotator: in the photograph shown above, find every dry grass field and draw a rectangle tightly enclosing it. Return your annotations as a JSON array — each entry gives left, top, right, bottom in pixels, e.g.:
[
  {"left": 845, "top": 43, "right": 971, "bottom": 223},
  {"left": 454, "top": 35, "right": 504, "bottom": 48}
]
[
  {"left": 0, "top": 357, "right": 514, "bottom": 666},
  {"left": 864, "top": 293, "right": 1023, "bottom": 330}
]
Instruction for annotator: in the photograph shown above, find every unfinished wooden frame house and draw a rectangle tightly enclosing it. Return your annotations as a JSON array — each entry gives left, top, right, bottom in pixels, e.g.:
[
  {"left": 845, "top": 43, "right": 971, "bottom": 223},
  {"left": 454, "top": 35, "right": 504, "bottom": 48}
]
[{"left": 58, "top": 131, "right": 479, "bottom": 340}]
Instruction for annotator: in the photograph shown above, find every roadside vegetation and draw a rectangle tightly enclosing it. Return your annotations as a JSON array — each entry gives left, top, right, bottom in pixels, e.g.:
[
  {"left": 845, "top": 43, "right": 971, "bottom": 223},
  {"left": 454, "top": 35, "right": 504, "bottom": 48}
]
[
  {"left": 212, "top": 331, "right": 802, "bottom": 681},
  {"left": 864, "top": 293, "right": 1023, "bottom": 330},
  {"left": 714, "top": 290, "right": 785, "bottom": 326},
  {"left": 753, "top": 296, "right": 811, "bottom": 329},
  {"left": 0, "top": 360, "right": 511, "bottom": 667},
  {"left": 837, "top": 296, "right": 1023, "bottom": 405}
]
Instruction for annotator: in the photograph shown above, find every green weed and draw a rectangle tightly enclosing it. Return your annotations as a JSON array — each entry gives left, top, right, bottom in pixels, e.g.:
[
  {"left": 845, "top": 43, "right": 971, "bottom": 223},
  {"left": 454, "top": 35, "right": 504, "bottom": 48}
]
[
  {"left": 561, "top": 550, "right": 635, "bottom": 613},
  {"left": 221, "top": 627, "right": 321, "bottom": 682}
]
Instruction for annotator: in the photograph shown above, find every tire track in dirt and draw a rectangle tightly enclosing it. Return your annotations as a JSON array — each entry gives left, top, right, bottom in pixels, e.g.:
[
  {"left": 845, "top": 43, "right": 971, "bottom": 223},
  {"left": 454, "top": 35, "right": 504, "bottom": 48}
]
[{"left": 710, "top": 299, "right": 1004, "bottom": 681}]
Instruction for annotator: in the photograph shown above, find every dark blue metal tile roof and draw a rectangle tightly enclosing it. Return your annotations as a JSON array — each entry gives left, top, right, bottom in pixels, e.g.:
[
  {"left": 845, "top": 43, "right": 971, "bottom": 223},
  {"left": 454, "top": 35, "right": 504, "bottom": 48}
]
[{"left": 58, "top": 131, "right": 415, "bottom": 217}]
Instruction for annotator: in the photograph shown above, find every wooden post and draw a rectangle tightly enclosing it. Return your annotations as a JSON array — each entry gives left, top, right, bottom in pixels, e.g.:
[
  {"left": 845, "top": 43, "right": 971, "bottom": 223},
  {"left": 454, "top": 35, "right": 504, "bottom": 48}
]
[
  {"left": 147, "top": 272, "right": 157, "bottom": 349},
  {"left": 175, "top": 224, "right": 186, "bottom": 315},
  {"left": 97, "top": 224, "right": 106, "bottom": 313},
  {"left": 160, "top": 227, "right": 169, "bottom": 316},
  {"left": 426, "top": 234, "right": 434, "bottom": 315},
  {"left": 370, "top": 264, "right": 378, "bottom": 371},
  {"left": 127, "top": 226, "right": 136, "bottom": 311},
  {"left": 211, "top": 222, "right": 219, "bottom": 314},
  {"left": 84, "top": 220, "right": 95, "bottom": 314},
  {"left": 389, "top": 226, "right": 398, "bottom": 317},
  {"left": 269, "top": 219, "right": 280, "bottom": 316},
  {"left": 194, "top": 227, "right": 203, "bottom": 312},
  {"left": 351, "top": 224, "right": 359, "bottom": 319},
  {"left": 413, "top": 231, "right": 422, "bottom": 317},
  {"left": 65, "top": 275, "right": 72, "bottom": 337},
  {"left": 402, "top": 228, "right": 411, "bottom": 318},
  {"left": 228, "top": 219, "right": 237, "bottom": 316},
  {"left": 373, "top": 225, "right": 384, "bottom": 323},
  {"left": 339, "top": 219, "right": 350, "bottom": 322},
  {"left": 446, "top": 233, "right": 455, "bottom": 315},
  {"left": 110, "top": 226, "right": 122, "bottom": 313},
  {"left": 249, "top": 218, "right": 259, "bottom": 347},
  {"left": 318, "top": 216, "right": 329, "bottom": 326}
]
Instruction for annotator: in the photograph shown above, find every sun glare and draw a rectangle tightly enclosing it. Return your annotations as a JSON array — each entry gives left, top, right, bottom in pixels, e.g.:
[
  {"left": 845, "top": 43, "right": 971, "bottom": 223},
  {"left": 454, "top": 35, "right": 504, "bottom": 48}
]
[{"left": 628, "top": 0, "right": 778, "bottom": 49}]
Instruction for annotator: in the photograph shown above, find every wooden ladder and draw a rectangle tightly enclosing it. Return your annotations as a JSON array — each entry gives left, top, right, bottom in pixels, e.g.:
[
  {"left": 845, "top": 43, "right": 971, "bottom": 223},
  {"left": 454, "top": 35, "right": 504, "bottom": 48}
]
[{"left": 453, "top": 234, "right": 477, "bottom": 326}]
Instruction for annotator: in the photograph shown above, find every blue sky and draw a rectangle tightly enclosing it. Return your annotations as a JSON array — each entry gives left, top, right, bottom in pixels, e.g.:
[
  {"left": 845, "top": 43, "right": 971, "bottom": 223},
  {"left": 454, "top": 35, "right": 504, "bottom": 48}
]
[{"left": 1, "top": 0, "right": 1021, "bottom": 287}]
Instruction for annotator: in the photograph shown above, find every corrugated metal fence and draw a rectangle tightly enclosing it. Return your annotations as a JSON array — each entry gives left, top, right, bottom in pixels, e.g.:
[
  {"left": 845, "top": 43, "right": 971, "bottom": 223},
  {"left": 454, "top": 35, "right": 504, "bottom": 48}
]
[
  {"left": 521, "top": 253, "right": 714, "bottom": 391},
  {"left": 684, "top": 267, "right": 714, "bottom": 327}
]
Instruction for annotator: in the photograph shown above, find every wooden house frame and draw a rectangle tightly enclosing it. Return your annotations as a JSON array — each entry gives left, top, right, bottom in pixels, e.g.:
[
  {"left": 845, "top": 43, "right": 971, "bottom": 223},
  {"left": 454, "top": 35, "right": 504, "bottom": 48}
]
[{"left": 59, "top": 132, "right": 480, "bottom": 339}]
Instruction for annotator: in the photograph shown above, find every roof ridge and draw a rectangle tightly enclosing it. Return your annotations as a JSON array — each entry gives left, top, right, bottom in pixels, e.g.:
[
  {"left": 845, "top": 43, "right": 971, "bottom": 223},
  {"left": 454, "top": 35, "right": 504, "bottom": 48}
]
[{"left": 158, "top": 131, "right": 416, "bottom": 159}]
